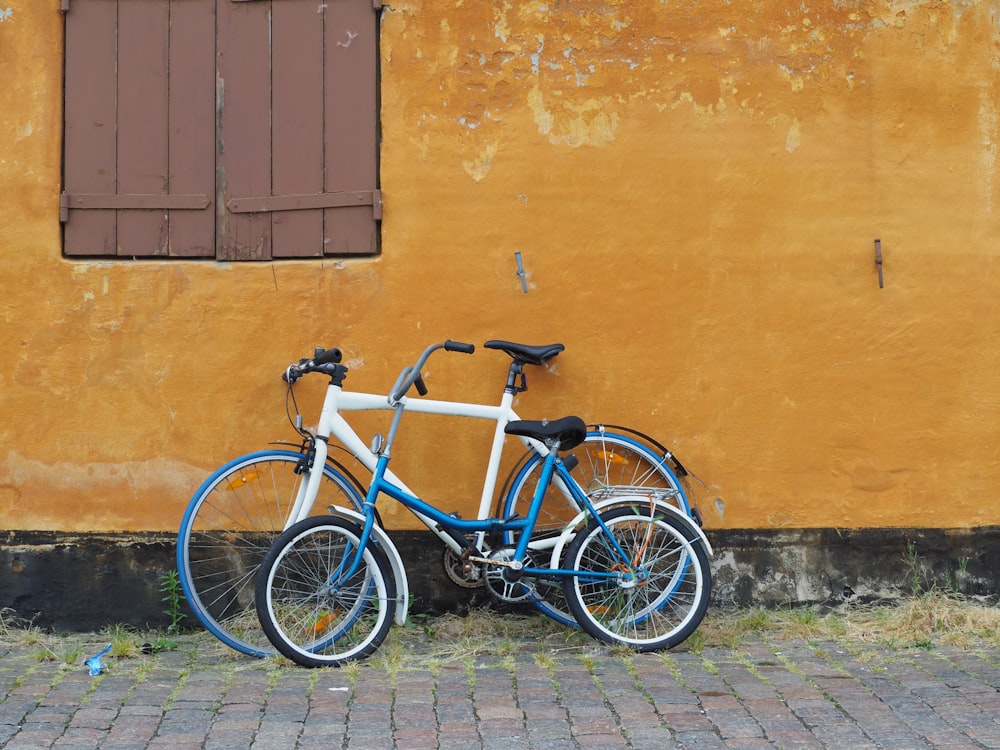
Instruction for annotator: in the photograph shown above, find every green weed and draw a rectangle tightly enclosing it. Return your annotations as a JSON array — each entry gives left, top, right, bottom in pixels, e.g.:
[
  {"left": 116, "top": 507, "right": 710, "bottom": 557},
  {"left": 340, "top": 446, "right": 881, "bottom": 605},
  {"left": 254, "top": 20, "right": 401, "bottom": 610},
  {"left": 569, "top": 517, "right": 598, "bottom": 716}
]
[{"left": 160, "top": 570, "right": 188, "bottom": 634}]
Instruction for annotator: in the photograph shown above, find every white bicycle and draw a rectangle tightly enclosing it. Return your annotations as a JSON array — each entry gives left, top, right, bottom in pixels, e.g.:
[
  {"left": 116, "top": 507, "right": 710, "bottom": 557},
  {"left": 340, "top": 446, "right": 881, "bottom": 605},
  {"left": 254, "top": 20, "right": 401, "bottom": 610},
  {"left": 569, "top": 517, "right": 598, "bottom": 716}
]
[{"left": 177, "top": 339, "right": 702, "bottom": 656}]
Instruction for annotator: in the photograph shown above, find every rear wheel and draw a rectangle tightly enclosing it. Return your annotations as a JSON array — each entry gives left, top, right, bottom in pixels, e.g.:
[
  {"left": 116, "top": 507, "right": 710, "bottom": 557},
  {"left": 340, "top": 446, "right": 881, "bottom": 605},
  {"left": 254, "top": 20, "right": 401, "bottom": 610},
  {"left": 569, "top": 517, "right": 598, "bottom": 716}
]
[
  {"left": 501, "top": 431, "right": 690, "bottom": 624},
  {"left": 177, "top": 450, "right": 364, "bottom": 657},
  {"left": 563, "top": 506, "right": 710, "bottom": 651},
  {"left": 256, "top": 516, "right": 395, "bottom": 667}
]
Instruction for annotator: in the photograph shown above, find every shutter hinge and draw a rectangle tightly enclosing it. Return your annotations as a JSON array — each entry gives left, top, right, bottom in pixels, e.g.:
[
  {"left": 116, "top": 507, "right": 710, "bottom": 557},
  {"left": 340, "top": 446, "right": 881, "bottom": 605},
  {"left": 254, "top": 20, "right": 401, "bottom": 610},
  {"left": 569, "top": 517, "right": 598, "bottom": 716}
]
[
  {"left": 373, "top": 0, "right": 383, "bottom": 9},
  {"left": 60, "top": 0, "right": 70, "bottom": 12},
  {"left": 61, "top": 192, "right": 210, "bottom": 221},
  {"left": 227, "top": 190, "right": 380, "bottom": 216}
]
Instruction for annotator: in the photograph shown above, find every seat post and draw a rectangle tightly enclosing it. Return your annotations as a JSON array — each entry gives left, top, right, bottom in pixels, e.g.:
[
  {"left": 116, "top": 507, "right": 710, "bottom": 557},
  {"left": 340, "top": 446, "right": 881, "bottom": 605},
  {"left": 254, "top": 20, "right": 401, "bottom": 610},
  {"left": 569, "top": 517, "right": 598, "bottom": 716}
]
[{"left": 504, "top": 361, "right": 527, "bottom": 394}]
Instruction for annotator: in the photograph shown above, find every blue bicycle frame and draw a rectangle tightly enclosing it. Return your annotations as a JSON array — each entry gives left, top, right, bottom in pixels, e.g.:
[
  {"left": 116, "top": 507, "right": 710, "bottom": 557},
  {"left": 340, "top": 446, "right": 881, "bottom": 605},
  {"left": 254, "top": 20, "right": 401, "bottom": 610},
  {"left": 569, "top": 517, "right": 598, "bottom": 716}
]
[{"left": 344, "top": 412, "right": 641, "bottom": 588}]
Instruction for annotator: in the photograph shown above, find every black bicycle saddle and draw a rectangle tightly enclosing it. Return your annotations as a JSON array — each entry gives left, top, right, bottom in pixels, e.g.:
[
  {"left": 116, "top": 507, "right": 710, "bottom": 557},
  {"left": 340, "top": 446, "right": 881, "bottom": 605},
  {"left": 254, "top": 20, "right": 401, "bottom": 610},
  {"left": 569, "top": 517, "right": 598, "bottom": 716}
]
[
  {"left": 504, "top": 415, "right": 587, "bottom": 451},
  {"left": 484, "top": 340, "right": 564, "bottom": 366}
]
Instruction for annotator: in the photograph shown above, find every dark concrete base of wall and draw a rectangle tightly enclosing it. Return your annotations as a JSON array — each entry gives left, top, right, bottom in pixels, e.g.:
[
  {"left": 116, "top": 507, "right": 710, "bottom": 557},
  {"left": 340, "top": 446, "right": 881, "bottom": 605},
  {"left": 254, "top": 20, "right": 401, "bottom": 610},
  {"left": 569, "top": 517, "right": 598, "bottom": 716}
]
[{"left": 1, "top": 527, "right": 997, "bottom": 633}]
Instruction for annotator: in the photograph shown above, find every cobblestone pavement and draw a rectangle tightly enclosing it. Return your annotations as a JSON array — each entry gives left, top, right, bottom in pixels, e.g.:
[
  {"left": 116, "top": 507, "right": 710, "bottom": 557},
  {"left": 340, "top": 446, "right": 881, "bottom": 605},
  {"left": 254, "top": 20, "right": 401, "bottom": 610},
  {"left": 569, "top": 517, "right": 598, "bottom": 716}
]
[{"left": 1, "top": 628, "right": 999, "bottom": 749}]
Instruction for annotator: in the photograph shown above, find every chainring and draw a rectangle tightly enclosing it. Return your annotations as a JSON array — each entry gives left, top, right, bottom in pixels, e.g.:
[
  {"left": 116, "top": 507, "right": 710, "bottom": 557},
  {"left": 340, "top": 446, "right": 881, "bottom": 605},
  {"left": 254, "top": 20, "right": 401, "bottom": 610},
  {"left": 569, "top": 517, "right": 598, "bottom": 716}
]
[{"left": 484, "top": 548, "right": 537, "bottom": 603}]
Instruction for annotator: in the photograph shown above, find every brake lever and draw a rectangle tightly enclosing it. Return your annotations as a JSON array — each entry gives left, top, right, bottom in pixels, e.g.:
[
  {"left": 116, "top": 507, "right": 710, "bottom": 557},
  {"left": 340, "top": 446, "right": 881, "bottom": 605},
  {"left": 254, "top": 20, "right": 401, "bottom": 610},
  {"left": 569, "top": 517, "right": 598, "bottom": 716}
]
[{"left": 414, "top": 374, "right": 428, "bottom": 396}]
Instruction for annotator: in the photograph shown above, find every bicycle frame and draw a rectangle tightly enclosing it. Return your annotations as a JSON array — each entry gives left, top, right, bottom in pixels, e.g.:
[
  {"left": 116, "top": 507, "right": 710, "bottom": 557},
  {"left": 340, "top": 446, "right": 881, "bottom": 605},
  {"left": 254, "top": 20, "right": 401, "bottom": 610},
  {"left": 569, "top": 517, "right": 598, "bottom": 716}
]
[
  {"left": 281, "top": 343, "right": 712, "bottom": 610},
  {"left": 286, "top": 374, "right": 553, "bottom": 556}
]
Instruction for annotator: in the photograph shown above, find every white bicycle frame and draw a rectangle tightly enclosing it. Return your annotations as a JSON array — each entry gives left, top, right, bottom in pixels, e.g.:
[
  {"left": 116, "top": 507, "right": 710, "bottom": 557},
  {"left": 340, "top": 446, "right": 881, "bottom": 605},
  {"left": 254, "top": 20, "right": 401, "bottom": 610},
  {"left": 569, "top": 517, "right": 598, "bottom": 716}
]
[{"left": 285, "top": 378, "right": 546, "bottom": 555}]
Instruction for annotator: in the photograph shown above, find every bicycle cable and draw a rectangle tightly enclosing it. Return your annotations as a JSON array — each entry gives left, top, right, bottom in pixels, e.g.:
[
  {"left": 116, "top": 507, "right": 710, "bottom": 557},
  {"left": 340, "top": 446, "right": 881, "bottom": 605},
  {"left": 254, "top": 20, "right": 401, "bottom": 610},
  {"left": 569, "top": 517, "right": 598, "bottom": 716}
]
[{"left": 285, "top": 379, "right": 312, "bottom": 441}]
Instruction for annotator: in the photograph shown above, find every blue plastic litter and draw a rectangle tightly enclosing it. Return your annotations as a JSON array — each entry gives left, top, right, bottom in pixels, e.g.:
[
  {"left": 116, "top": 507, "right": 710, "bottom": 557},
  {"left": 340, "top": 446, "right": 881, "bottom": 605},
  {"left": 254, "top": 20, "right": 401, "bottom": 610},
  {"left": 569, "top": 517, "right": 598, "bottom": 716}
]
[{"left": 86, "top": 644, "right": 112, "bottom": 676}]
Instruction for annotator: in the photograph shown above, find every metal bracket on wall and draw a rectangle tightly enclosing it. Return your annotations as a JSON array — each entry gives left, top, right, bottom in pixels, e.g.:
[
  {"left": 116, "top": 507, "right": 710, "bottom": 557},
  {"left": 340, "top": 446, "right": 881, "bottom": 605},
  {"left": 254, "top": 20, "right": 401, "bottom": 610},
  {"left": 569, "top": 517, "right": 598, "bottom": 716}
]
[
  {"left": 514, "top": 251, "right": 528, "bottom": 293},
  {"left": 874, "top": 238, "right": 884, "bottom": 289}
]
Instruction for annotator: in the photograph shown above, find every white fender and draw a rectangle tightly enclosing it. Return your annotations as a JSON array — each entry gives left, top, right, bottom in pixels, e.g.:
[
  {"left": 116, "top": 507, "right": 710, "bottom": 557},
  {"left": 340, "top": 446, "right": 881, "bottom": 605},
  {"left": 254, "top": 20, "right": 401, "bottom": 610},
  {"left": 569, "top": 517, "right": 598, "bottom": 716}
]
[
  {"left": 327, "top": 506, "right": 410, "bottom": 626},
  {"left": 547, "top": 495, "right": 713, "bottom": 570}
]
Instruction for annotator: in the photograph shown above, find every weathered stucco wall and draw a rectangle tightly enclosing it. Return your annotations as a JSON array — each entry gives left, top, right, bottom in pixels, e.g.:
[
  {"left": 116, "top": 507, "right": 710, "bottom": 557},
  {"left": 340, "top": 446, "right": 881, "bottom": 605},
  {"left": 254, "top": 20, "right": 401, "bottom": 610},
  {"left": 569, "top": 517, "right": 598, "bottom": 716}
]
[{"left": 1, "top": 1, "right": 998, "bottom": 535}]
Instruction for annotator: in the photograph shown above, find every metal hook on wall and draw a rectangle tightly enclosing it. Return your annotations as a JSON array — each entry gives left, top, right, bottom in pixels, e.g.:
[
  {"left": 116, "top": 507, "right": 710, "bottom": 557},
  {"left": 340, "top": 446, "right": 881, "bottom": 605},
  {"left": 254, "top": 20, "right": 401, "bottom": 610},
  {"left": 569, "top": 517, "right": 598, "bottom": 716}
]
[
  {"left": 514, "top": 251, "right": 528, "bottom": 293},
  {"left": 874, "top": 239, "right": 884, "bottom": 289}
]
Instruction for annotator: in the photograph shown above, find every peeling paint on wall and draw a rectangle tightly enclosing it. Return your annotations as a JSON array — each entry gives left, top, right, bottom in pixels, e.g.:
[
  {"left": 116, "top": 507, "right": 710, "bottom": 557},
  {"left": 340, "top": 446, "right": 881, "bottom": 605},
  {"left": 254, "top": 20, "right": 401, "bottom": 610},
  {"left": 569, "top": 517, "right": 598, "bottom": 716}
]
[
  {"left": 389, "top": 0, "right": 890, "bottom": 168},
  {"left": 389, "top": 0, "right": 1000, "bottom": 197},
  {"left": 979, "top": 90, "right": 997, "bottom": 216}
]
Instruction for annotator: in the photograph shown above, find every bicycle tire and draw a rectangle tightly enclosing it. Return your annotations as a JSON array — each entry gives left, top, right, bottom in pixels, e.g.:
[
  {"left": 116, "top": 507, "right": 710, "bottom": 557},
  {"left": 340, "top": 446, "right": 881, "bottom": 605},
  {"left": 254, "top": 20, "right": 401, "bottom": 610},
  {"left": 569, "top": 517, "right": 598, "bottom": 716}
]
[
  {"left": 255, "top": 516, "right": 396, "bottom": 668},
  {"left": 563, "top": 506, "right": 711, "bottom": 651},
  {"left": 500, "top": 430, "right": 690, "bottom": 624},
  {"left": 177, "top": 450, "right": 364, "bottom": 657}
]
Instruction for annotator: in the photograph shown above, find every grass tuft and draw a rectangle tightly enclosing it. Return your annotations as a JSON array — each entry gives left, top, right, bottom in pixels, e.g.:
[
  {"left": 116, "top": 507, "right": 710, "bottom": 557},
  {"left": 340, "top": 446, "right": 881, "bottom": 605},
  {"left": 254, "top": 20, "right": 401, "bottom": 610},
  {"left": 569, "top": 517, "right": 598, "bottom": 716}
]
[
  {"left": 101, "top": 624, "right": 143, "bottom": 659},
  {"left": 2, "top": 592, "right": 999, "bottom": 676},
  {"left": 694, "top": 592, "right": 1000, "bottom": 651}
]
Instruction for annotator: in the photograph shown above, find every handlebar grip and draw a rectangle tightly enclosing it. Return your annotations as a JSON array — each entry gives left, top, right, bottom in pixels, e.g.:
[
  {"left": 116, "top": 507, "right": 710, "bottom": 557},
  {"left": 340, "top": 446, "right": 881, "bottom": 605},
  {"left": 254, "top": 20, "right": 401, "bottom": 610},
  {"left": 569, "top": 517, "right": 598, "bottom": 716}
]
[
  {"left": 414, "top": 374, "right": 428, "bottom": 396},
  {"left": 444, "top": 340, "right": 475, "bottom": 354},
  {"left": 313, "top": 347, "right": 343, "bottom": 366}
]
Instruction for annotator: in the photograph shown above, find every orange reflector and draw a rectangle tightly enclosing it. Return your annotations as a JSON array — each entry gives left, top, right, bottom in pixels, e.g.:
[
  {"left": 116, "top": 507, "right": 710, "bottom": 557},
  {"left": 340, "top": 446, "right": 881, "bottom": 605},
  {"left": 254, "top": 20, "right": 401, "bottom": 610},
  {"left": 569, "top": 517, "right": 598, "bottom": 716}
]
[
  {"left": 589, "top": 450, "right": 630, "bottom": 466},
  {"left": 225, "top": 471, "right": 259, "bottom": 491},
  {"left": 313, "top": 611, "right": 340, "bottom": 634}
]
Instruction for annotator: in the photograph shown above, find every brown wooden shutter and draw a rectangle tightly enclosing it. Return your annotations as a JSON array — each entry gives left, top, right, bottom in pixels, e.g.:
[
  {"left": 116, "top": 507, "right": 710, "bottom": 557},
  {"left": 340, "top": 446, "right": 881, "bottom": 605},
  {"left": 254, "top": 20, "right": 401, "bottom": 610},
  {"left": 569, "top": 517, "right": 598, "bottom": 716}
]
[{"left": 62, "top": 0, "right": 380, "bottom": 260}]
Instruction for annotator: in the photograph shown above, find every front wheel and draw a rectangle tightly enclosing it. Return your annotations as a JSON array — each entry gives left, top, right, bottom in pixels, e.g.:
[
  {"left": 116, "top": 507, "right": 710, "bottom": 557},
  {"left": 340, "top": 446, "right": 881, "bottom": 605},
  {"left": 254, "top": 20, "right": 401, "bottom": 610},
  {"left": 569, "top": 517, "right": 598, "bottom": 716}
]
[
  {"left": 563, "top": 506, "right": 711, "bottom": 651},
  {"left": 176, "top": 450, "right": 365, "bottom": 657},
  {"left": 256, "top": 516, "right": 396, "bottom": 668}
]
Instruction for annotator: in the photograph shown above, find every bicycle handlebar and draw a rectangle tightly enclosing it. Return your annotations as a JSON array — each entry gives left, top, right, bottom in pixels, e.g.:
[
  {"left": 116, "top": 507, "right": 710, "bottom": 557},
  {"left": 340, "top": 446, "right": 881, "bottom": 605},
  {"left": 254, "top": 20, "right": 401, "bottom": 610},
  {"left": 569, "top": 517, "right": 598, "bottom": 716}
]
[
  {"left": 388, "top": 340, "right": 475, "bottom": 404},
  {"left": 282, "top": 347, "right": 344, "bottom": 383},
  {"left": 283, "top": 340, "right": 476, "bottom": 395},
  {"left": 312, "top": 347, "right": 343, "bottom": 366}
]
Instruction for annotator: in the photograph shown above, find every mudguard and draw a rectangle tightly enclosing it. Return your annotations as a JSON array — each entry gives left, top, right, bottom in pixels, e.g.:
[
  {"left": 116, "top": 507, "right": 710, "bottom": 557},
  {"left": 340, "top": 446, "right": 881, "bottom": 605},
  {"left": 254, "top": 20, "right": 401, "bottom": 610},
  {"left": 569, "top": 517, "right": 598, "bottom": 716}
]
[{"left": 325, "top": 506, "right": 410, "bottom": 626}]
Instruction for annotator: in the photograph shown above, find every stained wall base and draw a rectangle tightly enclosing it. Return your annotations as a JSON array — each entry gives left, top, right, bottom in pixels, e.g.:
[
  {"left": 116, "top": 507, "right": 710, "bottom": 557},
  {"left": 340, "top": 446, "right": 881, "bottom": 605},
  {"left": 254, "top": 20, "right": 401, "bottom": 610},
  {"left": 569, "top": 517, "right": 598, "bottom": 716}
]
[{"left": 0, "top": 527, "right": 995, "bottom": 633}]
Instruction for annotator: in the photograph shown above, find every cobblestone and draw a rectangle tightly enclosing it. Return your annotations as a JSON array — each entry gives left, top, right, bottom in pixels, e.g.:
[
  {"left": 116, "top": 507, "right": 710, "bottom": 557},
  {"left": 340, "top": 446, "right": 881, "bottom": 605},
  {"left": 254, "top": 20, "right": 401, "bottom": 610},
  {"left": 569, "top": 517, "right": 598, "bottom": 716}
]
[{"left": 0, "top": 632, "right": 998, "bottom": 748}]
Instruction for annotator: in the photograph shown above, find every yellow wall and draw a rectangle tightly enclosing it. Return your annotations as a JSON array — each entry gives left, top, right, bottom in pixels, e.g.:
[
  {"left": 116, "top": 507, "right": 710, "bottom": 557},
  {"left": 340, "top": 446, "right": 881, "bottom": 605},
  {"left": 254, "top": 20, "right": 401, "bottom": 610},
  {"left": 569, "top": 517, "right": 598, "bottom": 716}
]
[{"left": 1, "top": 1, "right": 998, "bottom": 533}]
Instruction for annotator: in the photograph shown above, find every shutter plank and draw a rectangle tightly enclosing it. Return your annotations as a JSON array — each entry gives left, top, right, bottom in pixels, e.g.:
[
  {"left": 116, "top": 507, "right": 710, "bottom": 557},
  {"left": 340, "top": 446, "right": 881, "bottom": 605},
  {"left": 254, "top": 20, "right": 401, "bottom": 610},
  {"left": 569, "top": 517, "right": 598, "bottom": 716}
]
[
  {"left": 271, "top": 0, "right": 325, "bottom": 258},
  {"left": 217, "top": 0, "right": 272, "bottom": 260},
  {"left": 63, "top": 0, "right": 117, "bottom": 256},
  {"left": 324, "top": 0, "right": 379, "bottom": 255},
  {"left": 117, "top": 0, "right": 170, "bottom": 256},
  {"left": 167, "top": 0, "right": 217, "bottom": 257}
]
